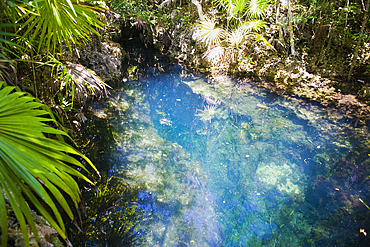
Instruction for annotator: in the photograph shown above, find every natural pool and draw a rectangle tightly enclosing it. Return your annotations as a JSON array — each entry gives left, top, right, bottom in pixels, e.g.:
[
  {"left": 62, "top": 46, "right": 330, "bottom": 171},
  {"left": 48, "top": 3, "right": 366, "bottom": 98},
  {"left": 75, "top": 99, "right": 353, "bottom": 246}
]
[{"left": 89, "top": 67, "right": 370, "bottom": 246}]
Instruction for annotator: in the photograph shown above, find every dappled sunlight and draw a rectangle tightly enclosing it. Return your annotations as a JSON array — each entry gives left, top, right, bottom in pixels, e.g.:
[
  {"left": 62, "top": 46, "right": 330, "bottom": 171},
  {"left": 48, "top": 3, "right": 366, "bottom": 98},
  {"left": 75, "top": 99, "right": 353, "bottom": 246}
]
[{"left": 91, "top": 68, "right": 370, "bottom": 246}]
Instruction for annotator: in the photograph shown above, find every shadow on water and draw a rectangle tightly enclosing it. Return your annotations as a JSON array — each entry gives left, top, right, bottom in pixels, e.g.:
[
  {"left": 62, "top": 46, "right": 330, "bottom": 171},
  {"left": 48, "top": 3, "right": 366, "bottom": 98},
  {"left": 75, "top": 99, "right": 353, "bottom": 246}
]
[{"left": 82, "top": 60, "right": 370, "bottom": 246}]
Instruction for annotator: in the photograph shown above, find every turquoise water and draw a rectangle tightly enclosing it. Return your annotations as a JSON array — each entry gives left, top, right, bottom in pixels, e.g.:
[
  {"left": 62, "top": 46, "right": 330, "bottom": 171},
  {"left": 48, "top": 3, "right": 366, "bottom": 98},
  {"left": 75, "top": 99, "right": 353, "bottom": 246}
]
[{"left": 98, "top": 67, "right": 370, "bottom": 246}]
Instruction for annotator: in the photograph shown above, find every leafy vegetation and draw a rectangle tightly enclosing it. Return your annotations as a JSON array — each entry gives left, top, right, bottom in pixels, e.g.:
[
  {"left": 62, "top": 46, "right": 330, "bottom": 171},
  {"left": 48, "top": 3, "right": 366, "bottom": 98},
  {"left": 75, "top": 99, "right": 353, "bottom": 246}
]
[
  {"left": 22, "top": 0, "right": 104, "bottom": 54},
  {"left": 0, "top": 0, "right": 108, "bottom": 246},
  {"left": 68, "top": 178, "right": 145, "bottom": 246},
  {"left": 107, "top": 0, "right": 191, "bottom": 50},
  {"left": 0, "top": 0, "right": 108, "bottom": 103},
  {"left": 185, "top": 0, "right": 370, "bottom": 85},
  {"left": 294, "top": 0, "right": 370, "bottom": 76},
  {"left": 0, "top": 81, "right": 99, "bottom": 246},
  {"left": 193, "top": 0, "right": 274, "bottom": 69},
  {"left": 0, "top": 0, "right": 370, "bottom": 245},
  {"left": 108, "top": 0, "right": 178, "bottom": 27}
]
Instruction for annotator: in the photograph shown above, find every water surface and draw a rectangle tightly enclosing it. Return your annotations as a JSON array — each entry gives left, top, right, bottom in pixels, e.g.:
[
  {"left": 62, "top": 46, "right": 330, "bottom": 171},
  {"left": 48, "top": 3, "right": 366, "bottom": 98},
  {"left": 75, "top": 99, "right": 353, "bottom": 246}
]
[{"left": 99, "top": 68, "right": 370, "bottom": 246}]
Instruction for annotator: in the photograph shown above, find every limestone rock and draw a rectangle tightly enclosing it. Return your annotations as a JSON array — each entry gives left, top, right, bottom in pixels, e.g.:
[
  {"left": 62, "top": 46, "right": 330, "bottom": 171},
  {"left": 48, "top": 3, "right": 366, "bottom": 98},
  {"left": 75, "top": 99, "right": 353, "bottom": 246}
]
[{"left": 79, "top": 39, "right": 125, "bottom": 85}]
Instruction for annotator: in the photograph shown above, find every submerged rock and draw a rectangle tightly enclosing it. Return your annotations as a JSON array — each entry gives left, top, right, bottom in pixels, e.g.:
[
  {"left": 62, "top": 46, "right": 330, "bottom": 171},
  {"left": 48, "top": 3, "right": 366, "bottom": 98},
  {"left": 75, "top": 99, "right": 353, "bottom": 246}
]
[{"left": 257, "top": 162, "right": 305, "bottom": 195}]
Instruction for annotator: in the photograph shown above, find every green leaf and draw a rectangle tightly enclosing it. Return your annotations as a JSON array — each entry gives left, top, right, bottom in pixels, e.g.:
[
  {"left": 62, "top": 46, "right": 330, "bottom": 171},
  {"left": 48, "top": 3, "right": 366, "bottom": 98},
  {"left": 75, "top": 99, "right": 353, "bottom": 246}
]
[
  {"left": 18, "top": 0, "right": 105, "bottom": 55},
  {"left": 7, "top": 0, "right": 16, "bottom": 7},
  {"left": 0, "top": 183, "right": 8, "bottom": 247},
  {"left": 0, "top": 81, "right": 99, "bottom": 246}
]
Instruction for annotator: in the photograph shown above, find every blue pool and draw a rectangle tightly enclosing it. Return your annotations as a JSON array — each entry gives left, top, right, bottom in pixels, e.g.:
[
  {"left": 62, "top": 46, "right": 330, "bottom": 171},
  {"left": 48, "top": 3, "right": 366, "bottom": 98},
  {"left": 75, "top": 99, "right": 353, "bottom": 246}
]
[{"left": 98, "top": 67, "right": 370, "bottom": 246}]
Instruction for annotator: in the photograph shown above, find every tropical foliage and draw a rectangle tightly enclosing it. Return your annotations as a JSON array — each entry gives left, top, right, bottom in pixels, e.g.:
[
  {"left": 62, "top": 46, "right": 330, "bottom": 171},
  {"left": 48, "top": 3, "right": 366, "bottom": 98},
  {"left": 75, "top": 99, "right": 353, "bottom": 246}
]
[
  {"left": 193, "top": 0, "right": 274, "bottom": 70},
  {"left": 0, "top": 0, "right": 108, "bottom": 103},
  {"left": 0, "top": 0, "right": 107, "bottom": 246},
  {"left": 2, "top": 0, "right": 105, "bottom": 55},
  {"left": 108, "top": 0, "right": 181, "bottom": 27},
  {"left": 296, "top": 0, "right": 370, "bottom": 80},
  {"left": 21, "top": 0, "right": 104, "bottom": 54},
  {"left": 190, "top": 0, "right": 370, "bottom": 81},
  {"left": 42, "top": 59, "right": 111, "bottom": 105},
  {"left": 0, "top": 81, "right": 99, "bottom": 246}
]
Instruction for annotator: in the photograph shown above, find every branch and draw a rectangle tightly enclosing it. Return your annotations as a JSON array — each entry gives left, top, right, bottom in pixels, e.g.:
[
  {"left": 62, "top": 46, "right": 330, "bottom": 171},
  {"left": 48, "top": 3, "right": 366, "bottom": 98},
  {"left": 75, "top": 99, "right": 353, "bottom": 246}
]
[
  {"left": 347, "top": 0, "right": 370, "bottom": 81},
  {"left": 192, "top": 0, "right": 204, "bottom": 21}
]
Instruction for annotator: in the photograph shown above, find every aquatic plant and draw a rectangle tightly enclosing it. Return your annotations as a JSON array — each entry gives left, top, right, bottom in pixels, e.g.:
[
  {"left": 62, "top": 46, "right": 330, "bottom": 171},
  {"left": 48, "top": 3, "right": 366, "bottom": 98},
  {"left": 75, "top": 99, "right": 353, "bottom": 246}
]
[
  {"left": 68, "top": 178, "right": 145, "bottom": 246},
  {"left": 90, "top": 70, "right": 370, "bottom": 246},
  {"left": 256, "top": 162, "right": 305, "bottom": 194}
]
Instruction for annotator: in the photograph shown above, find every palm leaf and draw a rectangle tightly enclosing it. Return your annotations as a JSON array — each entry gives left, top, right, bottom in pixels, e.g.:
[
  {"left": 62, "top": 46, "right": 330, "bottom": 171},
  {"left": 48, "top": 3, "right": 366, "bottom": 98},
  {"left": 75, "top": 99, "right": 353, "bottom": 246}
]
[
  {"left": 0, "top": 24, "right": 23, "bottom": 62},
  {"left": 213, "top": 0, "right": 271, "bottom": 19},
  {"left": 203, "top": 45, "right": 225, "bottom": 65},
  {"left": 239, "top": 20, "right": 268, "bottom": 33},
  {"left": 65, "top": 62, "right": 111, "bottom": 100},
  {"left": 0, "top": 81, "right": 99, "bottom": 247},
  {"left": 39, "top": 59, "right": 111, "bottom": 104},
  {"left": 0, "top": 1, "right": 33, "bottom": 62},
  {"left": 213, "top": 0, "right": 234, "bottom": 17},
  {"left": 226, "top": 28, "right": 245, "bottom": 47},
  {"left": 246, "top": 0, "right": 271, "bottom": 19},
  {"left": 194, "top": 19, "right": 227, "bottom": 47},
  {"left": 20, "top": 0, "right": 105, "bottom": 54},
  {"left": 254, "top": 32, "right": 276, "bottom": 50},
  {"left": 0, "top": 59, "right": 17, "bottom": 85},
  {"left": 233, "top": 0, "right": 249, "bottom": 18}
]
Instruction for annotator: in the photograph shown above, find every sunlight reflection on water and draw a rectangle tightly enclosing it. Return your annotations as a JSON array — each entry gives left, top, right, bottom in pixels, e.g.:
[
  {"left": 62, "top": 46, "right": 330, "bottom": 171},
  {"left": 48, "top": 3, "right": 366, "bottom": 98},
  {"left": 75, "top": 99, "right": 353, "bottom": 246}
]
[{"left": 106, "top": 69, "right": 370, "bottom": 246}]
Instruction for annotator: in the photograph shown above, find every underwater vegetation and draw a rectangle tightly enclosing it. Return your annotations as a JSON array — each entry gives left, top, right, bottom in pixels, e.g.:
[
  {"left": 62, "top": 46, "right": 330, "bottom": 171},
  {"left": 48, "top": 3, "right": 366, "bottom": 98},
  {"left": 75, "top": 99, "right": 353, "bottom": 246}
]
[
  {"left": 100, "top": 80, "right": 222, "bottom": 246},
  {"left": 196, "top": 104, "right": 221, "bottom": 122},
  {"left": 67, "top": 178, "right": 145, "bottom": 247},
  {"left": 81, "top": 70, "right": 370, "bottom": 246}
]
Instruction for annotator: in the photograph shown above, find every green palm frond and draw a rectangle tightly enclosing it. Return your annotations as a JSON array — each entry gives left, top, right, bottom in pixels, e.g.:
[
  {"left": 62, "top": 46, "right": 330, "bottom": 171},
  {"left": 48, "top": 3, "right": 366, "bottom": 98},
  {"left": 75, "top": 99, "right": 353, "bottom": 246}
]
[
  {"left": 213, "top": 0, "right": 234, "bottom": 17},
  {"left": 0, "top": 1, "right": 37, "bottom": 61},
  {"left": 194, "top": 19, "right": 227, "bottom": 47},
  {"left": 64, "top": 62, "right": 111, "bottom": 100},
  {"left": 246, "top": 0, "right": 271, "bottom": 19},
  {"left": 0, "top": 81, "right": 99, "bottom": 247},
  {"left": 213, "top": 0, "right": 271, "bottom": 19},
  {"left": 57, "top": 61, "right": 110, "bottom": 103},
  {"left": 233, "top": 0, "right": 249, "bottom": 18},
  {"left": 226, "top": 20, "right": 267, "bottom": 47},
  {"left": 0, "top": 59, "right": 17, "bottom": 85},
  {"left": 239, "top": 20, "right": 268, "bottom": 33},
  {"left": 226, "top": 28, "right": 245, "bottom": 47},
  {"left": 20, "top": 0, "right": 105, "bottom": 54},
  {"left": 0, "top": 23, "right": 23, "bottom": 62},
  {"left": 254, "top": 32, "right": 276, "bottom": 50},
  {"left": 38, "top": 59, "right": 111, "bottom": 105}
]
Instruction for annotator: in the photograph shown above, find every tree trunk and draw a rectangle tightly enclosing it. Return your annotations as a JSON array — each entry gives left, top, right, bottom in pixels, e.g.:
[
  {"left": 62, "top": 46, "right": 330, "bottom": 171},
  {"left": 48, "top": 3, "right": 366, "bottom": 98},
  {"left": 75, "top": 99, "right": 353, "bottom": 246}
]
[
  {"left": 276, "top": 0, "right": 284, "bottom": 43},
  {"left": 192, "top": 0, "right": 204, "bottom": 21},
  {"left": 347, "top": 0, "right": 370, "bottom": 81},
  {"left": 288, "top": 0, "right": 296, "bottom": 56},
  {"left": 345, "top": 0, "right": 350, "bottom": 29},
  {"left": 316, "top": 24, "right": 333, "bottom": 66}
]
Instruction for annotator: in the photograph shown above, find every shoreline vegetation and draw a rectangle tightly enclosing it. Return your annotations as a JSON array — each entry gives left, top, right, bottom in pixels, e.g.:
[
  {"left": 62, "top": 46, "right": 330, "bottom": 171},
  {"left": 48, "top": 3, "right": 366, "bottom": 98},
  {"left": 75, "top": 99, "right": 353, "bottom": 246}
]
[{"left": 1, "top": 0, "right": 370, "bottom": 246}]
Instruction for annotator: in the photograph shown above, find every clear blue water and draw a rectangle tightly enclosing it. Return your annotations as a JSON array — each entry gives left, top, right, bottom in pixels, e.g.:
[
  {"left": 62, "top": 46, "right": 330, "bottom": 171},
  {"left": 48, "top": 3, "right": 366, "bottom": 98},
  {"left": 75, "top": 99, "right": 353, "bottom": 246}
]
[{"left": 103, "top": 67, "right": 370, "bottom": 246}]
